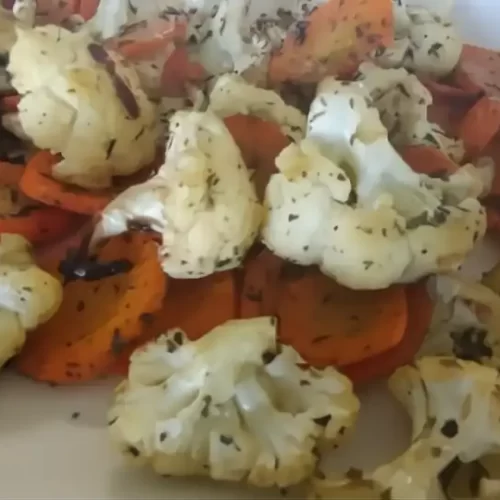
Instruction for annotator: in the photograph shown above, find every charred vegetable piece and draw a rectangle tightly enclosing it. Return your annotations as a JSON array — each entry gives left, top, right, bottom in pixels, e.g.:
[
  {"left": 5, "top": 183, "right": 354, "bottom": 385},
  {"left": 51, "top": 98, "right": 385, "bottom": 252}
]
[{"left": 15, "top": 233, "right": 167, "bottom": 383}]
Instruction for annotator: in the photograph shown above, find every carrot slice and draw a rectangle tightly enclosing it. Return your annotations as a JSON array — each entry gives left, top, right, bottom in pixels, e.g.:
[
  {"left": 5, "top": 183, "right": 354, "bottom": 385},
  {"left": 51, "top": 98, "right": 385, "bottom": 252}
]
[
  {"left": 0, "top": 161, "right": 84, "bottom": 245},
  {"left": 160, "top": 46, "right": 207, "bottom": 97},
  {"left": 460, "top": 45, "right": 500, "bottom": 101},
  {"left": 19, "top": 151, "right": 115, "bottom": 215},
  {"left": 34, "top": 218, "right": 95, "bottom": 275},
  {"left": 458, "top": 96, "right": 500, "bottom": 158},
  {"left": 342, "top": 280, "right": 433, "bottom": 385},
  {"left": 74, "top": 0, "right": 100, "bottom": 20},
  {"left": 400, "top": 145, "right": 459, "bottom": 177},
  {"left": 223, "top": 115, "right": 290, "bottom": 199},
  {"left": 0, "top": 95, "right": 20, "bottom": 113},
  {"left": 1, "top": 208, "right": 86, "bottom": 246},
  {"left": 0, "top": 160, "right": 24, "bottom": 185},
  {"left": 276, "top": 267, "right": 408, "bottom": 367},
  {"left": 109, "top": 271, "right": 237, "bottom": 376},
  {"left": 239, "top": 248, "right": 284, "bottom": 319},
  {"left": 422, "top": 66, "right": 484, "bottom": 102},
  {"left": 15, "top": 233, "right": 167, "bottom": 384},
  {"left": 268, "top": 0, "right": 393, "bottom": 83}
]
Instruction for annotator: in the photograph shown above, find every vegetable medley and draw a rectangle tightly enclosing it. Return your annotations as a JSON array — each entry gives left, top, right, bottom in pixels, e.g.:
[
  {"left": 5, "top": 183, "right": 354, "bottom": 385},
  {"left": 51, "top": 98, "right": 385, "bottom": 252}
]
[{"left": 2, "top": 0, "right": 500, "bottom": 497}]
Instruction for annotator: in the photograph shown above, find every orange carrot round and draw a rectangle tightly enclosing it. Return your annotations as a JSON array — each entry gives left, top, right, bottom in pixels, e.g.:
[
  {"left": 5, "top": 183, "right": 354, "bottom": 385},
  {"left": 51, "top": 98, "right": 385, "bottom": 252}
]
[
  {"left": 1, "top": 208, "right": 86, "bottom": 246},
  {"left": 0, "top": 95, "right": 21, "bottom": 113},
  {"left": 342, "top": 280, "right": 433, "bottom": 385},
  {"left": 223, "top": 115, "right": 290, "bottom": 200},
  {"left": 0, "top": 160, "right": 24, "bottom": 185},
  {"left": 400, "top": 145, "right": 459, "bottom": 177},
  {"left": 109, "top": 271, "right": 237, "bottom": 376},
  {"left": 239, "top": 248, "right": 284, "bottom": 319},
  {"left": 276, "top": 267, "right": 408, "bottom": 367},
  {"left": 458, "top": 96, "right": 500, "bottom": 158},
  {"left": 20, "top": 151, "right": 114, "bottom": 215},
  {"left": 268, "top": 0, "right": 393, "bottom": 83},
  {"left": 15, "top": 233, "right": 167, "bottom": 384},
  {"left": 0, "top": 161, "right": 84, "bottom": 245}
]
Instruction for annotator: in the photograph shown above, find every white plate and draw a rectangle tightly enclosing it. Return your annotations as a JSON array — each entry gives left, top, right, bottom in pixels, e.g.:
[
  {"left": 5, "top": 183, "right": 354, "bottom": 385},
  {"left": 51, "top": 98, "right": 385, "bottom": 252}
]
[{"left": 1, "top": 1, "right": 499, "bottom": 497}]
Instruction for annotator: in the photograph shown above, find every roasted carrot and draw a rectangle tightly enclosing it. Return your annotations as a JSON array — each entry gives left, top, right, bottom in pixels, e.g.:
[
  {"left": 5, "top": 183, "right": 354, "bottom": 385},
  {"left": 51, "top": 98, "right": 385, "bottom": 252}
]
[
  {"left": 400, "top": 145, "right": 459, "bottom": 178},
  {"left": 0, "top": 95, "right": 20, "bottom": 113},
  {"left": 1, "top": 208, "right": 86, "bottom": 246},
  {"left": 458, "top": 96, "right": 500, "bottom": 158},
  {"left": 15, "top": 233, "right": 167, "bottom": 383},
  {"left": 268, "top": 0, "right": 393, "bottom": 83},
  {"left": 34, "top": 218, "right": 95, "bottom": 275},
  {"left": 74, "top": 0, "right": 100, "bottom": 20},
  {"left": 239, "top": 248, "right": 284, "bottom": 319},
  {"left": 422, "top": 66, "right": 484, "bottom": 102},
  {"left": 19, "top": 151, "right": 114, "bottom": 215},
  {"left": 223, "top": 115, "right": 290, "bottom": 199},
  {"left": 342, "top": 280, "right": 433, "bottom": 385},
  {"left": 0, "top": 161, "right": 84, "bottom": 245},
  {"left": 276, "top": 267, "right": 408, "bottom": 367},
  {"left": 109, "top": 271, "right": 237, "bottom": 376},
  {"left": 0, "top": 160, "right": 24, "bottom": 185},
  {"left": 160, "top": 46, "right": 207, "bottom": 98}
]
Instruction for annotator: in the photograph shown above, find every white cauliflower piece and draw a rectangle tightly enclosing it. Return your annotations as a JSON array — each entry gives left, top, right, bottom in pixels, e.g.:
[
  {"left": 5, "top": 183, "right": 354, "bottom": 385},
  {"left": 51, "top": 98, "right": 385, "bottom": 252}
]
[
  {"left": 87, "top": 0, "right": 321, "bottom": 83},
  {"left": 419, "top": 274, "right": 500, "bottom": 368},
  {"left": 7, "top": 25, "right": 159, "bottom": 190},
  {"left": 372, "top": 2, "right": 462, "bottom": 79},
  {"left": 354, "top": 62, "right": 464, "bottom": 162},
  {"left": 108, "top": 317, "right": 359, "bottom": 488},
  {"left": 92, "top": 110, "right": 262, "bottom": 279},
  {"left": 262, "top": 79, "right": 486, "bottom": 290},
  {"left": 208, "top": 74, "right": 307, "bottom": 142},
  {"left": 0, "top": 233, "right": 62, "bottom": 368},
  {"left": 311, "top": 357, "right": 500, "bottom": 500}
]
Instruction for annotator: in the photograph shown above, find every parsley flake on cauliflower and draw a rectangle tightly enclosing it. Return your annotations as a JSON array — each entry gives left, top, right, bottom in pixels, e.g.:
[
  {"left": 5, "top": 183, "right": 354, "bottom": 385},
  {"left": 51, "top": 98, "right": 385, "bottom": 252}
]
[
  {"left": 354, "top": 62, "right": 464, "bottom": 162},
  {"left": 311, "top": 356, "right": 500, "bottom": 500},
  {"left": 208, "top": 74, "right": 307, "bottom": 142},
  {"left": 92, "top": 110, "right": 262, "bottom": 279},
  {"left": 108, "top": 317, "right": 359, "bottom": 488},
  {"left": 6, "top": 25, "right": 159, "bottom": 190},
  {"left": 261, "top": 78, "right": 486, "bottom": 290},
  {"left": 0, "top": 233, "right": 62, "bottom": 368},
  {"left": 372, "top": 1, "right": 462, "bottom": 79}
]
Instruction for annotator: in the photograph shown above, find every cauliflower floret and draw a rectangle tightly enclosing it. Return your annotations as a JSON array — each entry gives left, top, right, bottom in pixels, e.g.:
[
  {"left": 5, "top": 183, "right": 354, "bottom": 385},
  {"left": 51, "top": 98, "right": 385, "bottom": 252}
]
[
  {"left": 354, "top": 62, "right": 464, "bottom": 161},
  {"left": 208, "top": 74, "right": 307, "bottom": 142},
  {"left": 108, "top": 317, "right": 359, "bottom": 487},
  {"left": 6, "top": 25, "right": 159, "bottom": 190},
  {"left": 372, "top": 2, "right": 462, "bottom": 78},
  {"left": 0, "top": 233, "right": 62, "bottom": 367},
  {"left": 311, "top": 357, "right": 500, "bottom": 499},
  {"left": 262, "top": 79, "right": 486, "bottom": 290},
  {"left": 92, "top": 110, "right": 262, "bottom": 279},
  {"left": 419, "top": 274, "right": 500, "bottom": 368}
]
